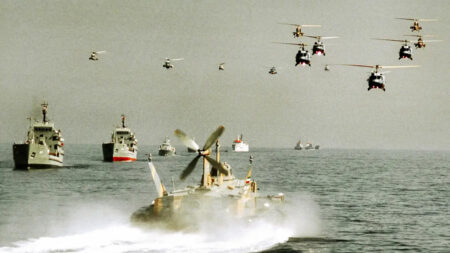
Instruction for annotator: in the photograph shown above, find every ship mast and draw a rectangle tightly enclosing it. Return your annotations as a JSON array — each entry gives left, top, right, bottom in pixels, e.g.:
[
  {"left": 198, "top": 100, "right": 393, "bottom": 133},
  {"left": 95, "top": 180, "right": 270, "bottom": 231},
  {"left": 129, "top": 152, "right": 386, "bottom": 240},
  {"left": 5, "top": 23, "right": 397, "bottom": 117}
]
[
  {"left": 41, "top": 102, "right": 48, "bottom": 123},
  {"left": 121, "top": 114, "right": 126, "bottom": 128}
]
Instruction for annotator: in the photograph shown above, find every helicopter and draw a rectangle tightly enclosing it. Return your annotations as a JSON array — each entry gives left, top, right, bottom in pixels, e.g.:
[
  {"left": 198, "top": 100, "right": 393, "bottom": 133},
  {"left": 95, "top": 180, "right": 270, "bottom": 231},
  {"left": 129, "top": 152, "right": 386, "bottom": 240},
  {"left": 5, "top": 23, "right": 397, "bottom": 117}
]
[
  {"left": 396, "top": 18, "right": 438, "bottom": 32},
  {"left": 336, "top": 64, "right": 419, "bottom": 91},
  {"left": 305, "top": 35, "right": 339, "bottom": 56},
  {"left": 218, "top": 62, "right": 225, "bottom": 70},
  {"left": 275, "top": 42, "right": 311, "bottom": 66},
  {"left": 278, "top": 23, "right": 321, "bottom": 38},
  {"left": 374, "top": 39, "right": 414, "bottom": 60},
  {"left": 163, "top": 58, "right": 184, "bottom": 69},
  {"left": 131, "top": 126, "right": 284, "bottom": 226},
  {"left": 88, "top": 51, "right": 106, "bottom": 61},
  {"left": 268, "top": 66, "right": 278, "bottom": 75},
  {"left": 403, "top": 35, "right": 442, "bottom": 49}
]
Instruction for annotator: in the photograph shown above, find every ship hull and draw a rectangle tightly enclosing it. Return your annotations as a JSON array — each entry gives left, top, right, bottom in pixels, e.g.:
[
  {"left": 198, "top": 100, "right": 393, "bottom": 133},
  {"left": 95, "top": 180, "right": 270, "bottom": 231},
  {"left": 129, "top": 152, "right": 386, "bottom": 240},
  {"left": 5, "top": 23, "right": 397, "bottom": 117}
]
[
  {"left": 103, "top": 143, "right": 137, "bottom": 162},
  {"left": 232, "top": 143, "right": 249, "bottom": 152},
  {"left": 13, "top": 143, "right": 63, "bottom": 169},
  {"left": 158, "top": 149, "right": 175, "bottom": 156}
]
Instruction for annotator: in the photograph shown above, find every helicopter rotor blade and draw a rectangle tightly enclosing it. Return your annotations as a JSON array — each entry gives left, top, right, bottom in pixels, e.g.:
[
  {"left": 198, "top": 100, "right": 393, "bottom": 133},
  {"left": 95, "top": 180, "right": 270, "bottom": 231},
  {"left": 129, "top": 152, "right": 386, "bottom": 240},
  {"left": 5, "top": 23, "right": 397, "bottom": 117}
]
[
  {"left": 418, "top": 19, "right": 438, "bottom": 22},
  {"left": 278, "top": 22, "right": 301, "bottom": 26},
  {"left": 203, "top": 125, "right": 225, "bottom": 151},
  {"left": 379, "top": 65, "right": 420, "bottom": 69},
  {"left": 373, "top": 38, "right": 411, "bottom": 43},
  {"left": 301, "top": 24, "right": 321, "bottom": 27},
  {"left": 336, "top": 64, "right": 376, "bottom": 68},
  {"left": 171, "top": 58, "right": 184, "bottom": 61},
  {"left": 204, "top": 156, "right": 229, "bottom": 176},
  {"left": 404, "top": 34, "right": 435, "bottom": 38},
  {"left": 321, "top": 36, "right": 339, "bottom": 40},
  {"left": 95, "top": 50, "right": 107, "bottom": 54},
  {"left": 180, "top": 155, "right": 201, "bottom": 180},
  {"left": 422, "top": 40, "right": 443, "bottom": 43},
  {"left": 396, "top": 18, "right": 416, "bottom": 21},
  {"left": 174, "top": 129, "right": 200, "bottom": 151},
  {"left": 273, "top": 42, "right": 308, "bottom": 47}
]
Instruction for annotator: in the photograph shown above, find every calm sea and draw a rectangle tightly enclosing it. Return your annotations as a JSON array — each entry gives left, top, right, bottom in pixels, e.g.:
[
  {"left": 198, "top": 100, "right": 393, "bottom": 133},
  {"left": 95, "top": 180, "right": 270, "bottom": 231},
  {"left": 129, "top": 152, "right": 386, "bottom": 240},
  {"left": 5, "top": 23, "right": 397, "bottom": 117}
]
[{"left": 0, "top": 144, "right": 448, "bottom": 252}]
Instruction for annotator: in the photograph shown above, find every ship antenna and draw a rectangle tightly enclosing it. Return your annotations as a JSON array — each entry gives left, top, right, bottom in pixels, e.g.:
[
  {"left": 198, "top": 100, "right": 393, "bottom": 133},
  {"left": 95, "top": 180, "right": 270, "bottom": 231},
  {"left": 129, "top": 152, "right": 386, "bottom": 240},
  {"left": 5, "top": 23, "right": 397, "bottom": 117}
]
[
  {"left": 216, "top": 139, "right": 220, "bottom": 163},
  {"left": 121, "top": 114, "right": 126, "bottom": 128},
  {"left": 41, "top": 102, "right": 48, "bottom": 123}
]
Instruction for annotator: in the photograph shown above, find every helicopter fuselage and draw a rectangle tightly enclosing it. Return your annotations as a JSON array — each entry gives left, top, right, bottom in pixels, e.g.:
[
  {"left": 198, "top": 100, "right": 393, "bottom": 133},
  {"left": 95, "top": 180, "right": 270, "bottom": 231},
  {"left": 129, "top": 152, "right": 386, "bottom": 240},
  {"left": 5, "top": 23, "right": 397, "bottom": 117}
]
[
  {"left": 312, "top": 42, "right": 325, "bottom": 56},
  {"left": 295, "top": 50, "right": 311, "bottom": 66},
  {"left": 399, "top": 45, "right": 413, "bottom": 60},
  {"left": 367, "top": 72, "right": 386, "bottom": 91},
  {"left": 163, "top": 62, "right": 173, "bottom": 69}
]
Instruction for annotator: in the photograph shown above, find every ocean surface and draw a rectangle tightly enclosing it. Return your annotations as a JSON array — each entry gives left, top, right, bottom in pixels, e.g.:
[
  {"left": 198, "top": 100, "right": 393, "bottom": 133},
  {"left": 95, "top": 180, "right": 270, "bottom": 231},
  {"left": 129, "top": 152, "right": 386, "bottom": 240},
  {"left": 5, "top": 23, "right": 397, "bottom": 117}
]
[{"left": 0, "top": 144, "right": 448, "bottom": 253}]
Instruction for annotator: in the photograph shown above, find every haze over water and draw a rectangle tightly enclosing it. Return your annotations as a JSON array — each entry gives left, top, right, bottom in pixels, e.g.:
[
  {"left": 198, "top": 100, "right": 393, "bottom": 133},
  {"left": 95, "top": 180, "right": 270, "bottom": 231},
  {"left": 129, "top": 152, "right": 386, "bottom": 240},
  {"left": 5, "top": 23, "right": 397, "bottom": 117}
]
[
  {"left": 0, "top": 145, "right": 449, "bottom": 252},
  {"left": 0, "top": 0, "right": 449, "bottom": 150}
]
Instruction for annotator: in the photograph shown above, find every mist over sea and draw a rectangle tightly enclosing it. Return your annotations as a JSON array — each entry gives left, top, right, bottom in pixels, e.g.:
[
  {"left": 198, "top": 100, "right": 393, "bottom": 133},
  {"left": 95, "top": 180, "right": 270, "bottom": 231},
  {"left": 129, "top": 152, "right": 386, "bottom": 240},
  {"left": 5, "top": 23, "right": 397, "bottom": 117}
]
[{"left": 0, "top": 144, "right": 448, "bottom": 252}]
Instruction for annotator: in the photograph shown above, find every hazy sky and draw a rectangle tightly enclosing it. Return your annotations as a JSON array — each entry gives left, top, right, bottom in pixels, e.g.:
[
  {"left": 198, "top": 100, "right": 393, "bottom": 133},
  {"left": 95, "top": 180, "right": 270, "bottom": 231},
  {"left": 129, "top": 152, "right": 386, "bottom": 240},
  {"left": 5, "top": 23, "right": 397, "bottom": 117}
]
[{"left": 0, "top": 0, "right": 449, "bottom": 150}]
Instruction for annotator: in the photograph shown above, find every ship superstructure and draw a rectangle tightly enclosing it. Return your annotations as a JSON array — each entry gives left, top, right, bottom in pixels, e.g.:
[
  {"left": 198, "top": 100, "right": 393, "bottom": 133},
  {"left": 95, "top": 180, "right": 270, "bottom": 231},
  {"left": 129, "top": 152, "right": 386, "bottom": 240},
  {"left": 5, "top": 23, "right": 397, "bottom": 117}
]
[
  {"left": 232, "top": 134, "right": 249, "bottom": 152},
  {"left": 158, "top": 137, "right": 176, "bottom": 156},
  {"left": 13, "top": 103, "right": 64, "bottom": 169},
  {"left": 102, "top": 115, "right": 138, "bottom": 162}
]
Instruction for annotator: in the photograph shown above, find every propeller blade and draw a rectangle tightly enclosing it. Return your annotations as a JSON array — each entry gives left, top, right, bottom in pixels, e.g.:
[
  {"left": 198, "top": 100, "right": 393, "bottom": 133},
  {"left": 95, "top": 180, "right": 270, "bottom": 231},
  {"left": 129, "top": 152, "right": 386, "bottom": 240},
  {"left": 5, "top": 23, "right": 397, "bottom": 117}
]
[
  {"left": 204, "top": 156, "right": 229, "bottom": 176},
  {"left": 203, "top": 125, "right": 225, "bottom": 151},
  {"left": 180, "top": 155, "right": 201, "bottom": 180},
  {"left": 174, "top": 129, "right": 200, "bottom": 151}
]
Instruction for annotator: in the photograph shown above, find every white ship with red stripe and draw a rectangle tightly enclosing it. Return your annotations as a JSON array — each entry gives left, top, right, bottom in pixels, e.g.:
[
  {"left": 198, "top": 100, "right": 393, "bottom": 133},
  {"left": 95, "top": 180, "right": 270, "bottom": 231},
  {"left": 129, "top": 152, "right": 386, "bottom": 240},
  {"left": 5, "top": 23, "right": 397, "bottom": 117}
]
[
  {"left": 102, "top": 115, "right": 138, "bottom": 162},
  {"left": 231, "top": 134, "right": 249, "bottom": 152}
]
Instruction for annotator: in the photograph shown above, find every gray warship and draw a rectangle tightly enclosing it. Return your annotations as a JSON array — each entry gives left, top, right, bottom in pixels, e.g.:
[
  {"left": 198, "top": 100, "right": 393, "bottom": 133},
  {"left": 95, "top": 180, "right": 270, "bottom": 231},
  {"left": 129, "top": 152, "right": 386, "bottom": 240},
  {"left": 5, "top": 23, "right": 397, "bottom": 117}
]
[
  {"left": 131, "top": 126, "right": 284, "bottom": 228},
  {"left": 102, "top": 114, "right": 138, "bottom": 162},
  {"left": 13, "top": 103, "right": 64, "bottom": 169},
  {"left": 158, "top": 137, "right": 176, "bottom": 156}
]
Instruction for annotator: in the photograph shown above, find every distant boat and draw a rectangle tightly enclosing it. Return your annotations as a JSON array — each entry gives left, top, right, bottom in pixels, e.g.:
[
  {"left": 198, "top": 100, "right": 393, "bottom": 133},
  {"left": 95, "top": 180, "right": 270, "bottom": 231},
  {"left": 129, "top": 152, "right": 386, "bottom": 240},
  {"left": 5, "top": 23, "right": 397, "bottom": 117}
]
[
  {"left": 102, "top": 114, "right": 138, "bottom": 162},
  {"left": 232, "top": 134, "right": 249, "bottom": 152},
  {"left": 295, "top": 140, "right": 319, "bottom": 150},
  {"left": 13, "top": 103, "right": 64, "bottom": 169},
  {"left": 159, "top": 137, "right": 176, "bottom": 156}
]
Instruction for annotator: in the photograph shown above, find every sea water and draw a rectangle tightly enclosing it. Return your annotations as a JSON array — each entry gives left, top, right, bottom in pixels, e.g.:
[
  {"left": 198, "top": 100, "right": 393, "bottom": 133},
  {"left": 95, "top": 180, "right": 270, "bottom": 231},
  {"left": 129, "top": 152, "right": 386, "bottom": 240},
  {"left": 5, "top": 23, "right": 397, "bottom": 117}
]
[{"left": 0, "top": 144, "right": 448, "bottom": 252}]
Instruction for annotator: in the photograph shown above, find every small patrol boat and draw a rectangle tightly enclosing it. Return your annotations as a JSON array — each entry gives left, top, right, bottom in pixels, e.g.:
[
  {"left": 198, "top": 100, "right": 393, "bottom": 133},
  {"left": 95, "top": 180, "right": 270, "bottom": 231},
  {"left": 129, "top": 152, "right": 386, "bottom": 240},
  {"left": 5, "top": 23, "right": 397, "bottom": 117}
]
[
  {"left": 102, "top": 114, "right": 138, "bottom": 162},
  {"left": 131, "top": 126, "right": 284, "bottom": 228},
  {"left": 13, "top": 103, "right": 64, "bottom": 169},
  {"left": 158, "top": 137, "right": 176, "bottom": 156},
  {"left": 232, "top": 134, "right": 249, "bottom": 152}
]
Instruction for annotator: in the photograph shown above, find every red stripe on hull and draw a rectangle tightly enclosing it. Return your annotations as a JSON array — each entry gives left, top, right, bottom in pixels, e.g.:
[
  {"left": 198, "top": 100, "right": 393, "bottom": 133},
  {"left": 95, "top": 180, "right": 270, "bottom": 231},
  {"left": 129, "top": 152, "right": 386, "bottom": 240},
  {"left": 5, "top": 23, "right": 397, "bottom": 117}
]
[{"left": 113, "top": 157, "right": 137, "bottom": 162}]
